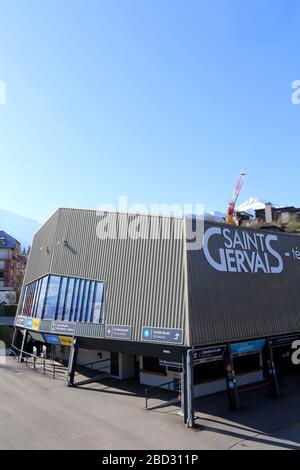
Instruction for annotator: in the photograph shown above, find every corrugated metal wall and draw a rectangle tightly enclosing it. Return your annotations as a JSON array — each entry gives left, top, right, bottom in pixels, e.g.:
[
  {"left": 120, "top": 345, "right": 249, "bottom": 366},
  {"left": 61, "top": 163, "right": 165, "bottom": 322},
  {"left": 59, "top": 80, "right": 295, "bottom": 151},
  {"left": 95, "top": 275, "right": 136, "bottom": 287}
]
[
  {"left": 187, "top": 221, "right": 300, "bottom": 346},
  {"left": 23, "top": 210, "right": 60, "bottom": 284},
  {"left": 23, "top": 208, "right": 188, "bottom": 344},
  {"left": 17, "top": 210, "right": 60, "bottom": 315}
]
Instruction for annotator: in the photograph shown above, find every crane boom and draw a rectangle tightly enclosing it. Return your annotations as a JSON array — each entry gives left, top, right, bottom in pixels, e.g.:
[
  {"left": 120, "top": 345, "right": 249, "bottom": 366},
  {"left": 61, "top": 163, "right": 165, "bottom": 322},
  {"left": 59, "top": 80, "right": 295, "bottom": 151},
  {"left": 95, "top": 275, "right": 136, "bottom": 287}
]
[{"left": 227, "top": 170, "right": 246, "bottom": 224}]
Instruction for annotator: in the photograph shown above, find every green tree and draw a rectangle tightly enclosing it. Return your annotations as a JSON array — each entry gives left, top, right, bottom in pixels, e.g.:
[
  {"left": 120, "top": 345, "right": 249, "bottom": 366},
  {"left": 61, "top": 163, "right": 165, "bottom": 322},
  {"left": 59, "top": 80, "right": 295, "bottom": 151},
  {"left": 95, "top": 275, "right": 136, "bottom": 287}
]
[{"left": 287, "top": 215, "right": 300, "bottom": 234}]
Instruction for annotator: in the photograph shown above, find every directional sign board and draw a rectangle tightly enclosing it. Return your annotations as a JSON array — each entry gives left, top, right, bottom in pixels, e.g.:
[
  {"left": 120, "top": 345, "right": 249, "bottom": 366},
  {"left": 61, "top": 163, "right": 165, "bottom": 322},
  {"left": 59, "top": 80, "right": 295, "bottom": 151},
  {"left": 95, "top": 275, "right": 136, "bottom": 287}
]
[
  {"left": 50, "top": 321, "right": 76, "bottom": 335},
  {"left": 142, "top": 327, "right": 183, "bottom": 345},
  {"left": 105, "top": 325, "right": 132, "bottom": 340},
  {"left": 159, "top": 359, "right": 182, "bottom": 368},
  {"left": 15, "top": 316, "right": 26, "bottom": 327},
  {"left": 270, "top": 334, "right": 300, "bottom": 348},
  {"left": 193, "top": 345, "right": 226, "bottom": 365}
]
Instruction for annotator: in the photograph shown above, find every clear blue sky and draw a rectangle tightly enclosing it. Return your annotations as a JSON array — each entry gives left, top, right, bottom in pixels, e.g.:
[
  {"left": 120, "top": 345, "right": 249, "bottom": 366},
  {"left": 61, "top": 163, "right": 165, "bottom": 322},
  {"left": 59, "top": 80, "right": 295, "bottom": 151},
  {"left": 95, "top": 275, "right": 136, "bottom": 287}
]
[{"left": 0, "top": 0, "right": 299, "bottom": 223}]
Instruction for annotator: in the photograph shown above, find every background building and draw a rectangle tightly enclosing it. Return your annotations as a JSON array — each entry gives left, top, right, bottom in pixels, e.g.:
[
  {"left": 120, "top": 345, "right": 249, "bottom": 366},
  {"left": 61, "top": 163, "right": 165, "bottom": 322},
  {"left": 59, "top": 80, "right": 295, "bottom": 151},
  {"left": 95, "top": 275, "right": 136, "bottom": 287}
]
[{"left": 0, "top": 231, "right": 27, "bottom": 298}]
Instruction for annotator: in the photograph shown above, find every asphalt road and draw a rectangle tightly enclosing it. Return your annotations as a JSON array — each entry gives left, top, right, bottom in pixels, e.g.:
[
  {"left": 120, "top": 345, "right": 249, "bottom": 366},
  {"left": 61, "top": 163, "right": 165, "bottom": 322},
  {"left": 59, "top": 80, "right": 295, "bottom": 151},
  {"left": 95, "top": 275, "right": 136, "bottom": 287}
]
[{"left": 1, "top": 356, "right": 300, "bottom": 450}]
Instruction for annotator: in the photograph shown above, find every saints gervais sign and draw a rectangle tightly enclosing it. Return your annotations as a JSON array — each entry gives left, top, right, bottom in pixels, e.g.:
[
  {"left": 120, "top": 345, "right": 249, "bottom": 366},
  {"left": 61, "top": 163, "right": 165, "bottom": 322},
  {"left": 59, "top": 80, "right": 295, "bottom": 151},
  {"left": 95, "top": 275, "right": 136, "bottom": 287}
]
[{"left": 203, "top": 227, "right": 284, "bottom": 274}]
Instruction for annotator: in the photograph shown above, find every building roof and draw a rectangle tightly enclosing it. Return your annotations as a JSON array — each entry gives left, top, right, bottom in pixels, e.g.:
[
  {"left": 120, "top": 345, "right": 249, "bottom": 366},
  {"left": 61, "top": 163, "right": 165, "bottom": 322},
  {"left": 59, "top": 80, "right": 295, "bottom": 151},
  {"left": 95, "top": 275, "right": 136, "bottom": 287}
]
[
  {"left": 255, "top": 206, "right": 300, "bottom": 218},
  {"left": 0, "top": 231, "right": 20, "bottom": 249}
]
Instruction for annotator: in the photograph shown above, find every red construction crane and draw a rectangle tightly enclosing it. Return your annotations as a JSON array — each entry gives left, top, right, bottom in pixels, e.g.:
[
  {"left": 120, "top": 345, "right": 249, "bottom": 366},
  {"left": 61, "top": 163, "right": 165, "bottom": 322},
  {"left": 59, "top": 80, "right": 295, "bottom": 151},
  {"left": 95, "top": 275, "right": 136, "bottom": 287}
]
[{"left": 227, "top": 170, "right": 246, "bottom": 224}]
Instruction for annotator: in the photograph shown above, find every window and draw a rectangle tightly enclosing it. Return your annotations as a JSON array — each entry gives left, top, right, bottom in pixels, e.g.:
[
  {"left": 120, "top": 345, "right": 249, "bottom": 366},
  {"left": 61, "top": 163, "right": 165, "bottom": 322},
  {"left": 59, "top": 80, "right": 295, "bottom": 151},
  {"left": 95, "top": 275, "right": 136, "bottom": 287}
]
[
  {"left": 43, "top": 276, "right": 60, "bottom": 319},
  {"left": 85, "top": 281, "right": 95, "bottom": 322},
  {"left": 21, "top": 274, "right": 105, "bottom": 324},
  {"left": 36, "top": 277, "right": 48, "bottom": 318},
  {"left": 74, "top": 279, "right": 84, "bottom": 321},
  {"left": 92, "top": 282, "right": 104, "bottom": 323},
  {"left": 56, "top": 277, "right": 68, "bottom": 320},
  {"left": 63, "top": 277, "right": 75, "bottom": 321},
  {"left": 69, "top": 278, "right": 79, "bottom": 321}
]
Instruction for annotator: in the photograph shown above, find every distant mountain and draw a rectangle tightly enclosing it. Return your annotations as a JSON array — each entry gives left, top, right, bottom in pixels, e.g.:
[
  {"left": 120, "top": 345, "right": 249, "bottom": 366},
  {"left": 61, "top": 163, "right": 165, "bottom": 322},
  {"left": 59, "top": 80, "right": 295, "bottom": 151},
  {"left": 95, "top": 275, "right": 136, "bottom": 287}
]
[
  {"left": 235, "top": 197, "right": 275, "bottom": 217},
  {"left": 0, "top": 209, "right": 41, "bottom": 250}
]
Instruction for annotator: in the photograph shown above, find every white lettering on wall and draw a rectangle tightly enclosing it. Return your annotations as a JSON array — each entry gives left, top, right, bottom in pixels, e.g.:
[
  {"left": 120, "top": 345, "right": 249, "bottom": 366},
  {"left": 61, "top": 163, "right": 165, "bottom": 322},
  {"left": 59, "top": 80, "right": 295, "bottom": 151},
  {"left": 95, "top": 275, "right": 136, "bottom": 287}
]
[{"left": 203, "top": 227, "right": 284, "bottom": 274}]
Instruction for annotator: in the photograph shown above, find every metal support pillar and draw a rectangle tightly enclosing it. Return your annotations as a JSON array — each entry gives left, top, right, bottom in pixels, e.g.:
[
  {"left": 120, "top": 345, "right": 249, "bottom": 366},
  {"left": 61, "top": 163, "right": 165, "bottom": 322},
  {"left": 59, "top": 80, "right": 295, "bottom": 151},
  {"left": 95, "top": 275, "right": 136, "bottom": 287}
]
[
  {"left": 67, "top": 337, "right": 78, "bottom": 387},
  {"left": 10, "top": 327, "right": 18, "bottom": 352},
  {"left": 18, "top": 329, "right": 28, "bottom": 363},
  {"left": 186, "top": 348, "right": 195, "bottom": 428},
  {"left": 181, "top": 351, "right": 188, "bottom": 424},
  {"left": 224, "top": 344, "right": 240, "bottom": 410},
  {"left": 265, "top": 338, "right": 280, "bottom": 399}
]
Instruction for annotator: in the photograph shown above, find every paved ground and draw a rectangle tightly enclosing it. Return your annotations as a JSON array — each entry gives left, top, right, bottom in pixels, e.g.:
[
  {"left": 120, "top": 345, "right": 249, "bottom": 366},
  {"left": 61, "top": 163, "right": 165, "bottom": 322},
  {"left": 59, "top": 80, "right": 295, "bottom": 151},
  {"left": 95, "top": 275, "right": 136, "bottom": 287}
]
[{"left": 1, "top": 356, "right": 300, "bottom": 450}]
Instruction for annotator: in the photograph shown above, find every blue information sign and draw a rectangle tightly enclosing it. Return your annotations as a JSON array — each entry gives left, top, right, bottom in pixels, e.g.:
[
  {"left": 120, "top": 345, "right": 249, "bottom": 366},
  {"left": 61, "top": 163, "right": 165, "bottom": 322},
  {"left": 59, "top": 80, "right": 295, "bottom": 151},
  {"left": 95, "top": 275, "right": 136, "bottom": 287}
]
[
  {"left": 43, "top": 334, "right": 61, "bottom": 345},
  {"left": 142, "top": 327, "right": 183, "bottom": 345},
  {"left": 231, "top": 339, "right": 266, "bottom": 356},
  {"left": 25, "top": 318, "right": 33, "bottom": 329}
]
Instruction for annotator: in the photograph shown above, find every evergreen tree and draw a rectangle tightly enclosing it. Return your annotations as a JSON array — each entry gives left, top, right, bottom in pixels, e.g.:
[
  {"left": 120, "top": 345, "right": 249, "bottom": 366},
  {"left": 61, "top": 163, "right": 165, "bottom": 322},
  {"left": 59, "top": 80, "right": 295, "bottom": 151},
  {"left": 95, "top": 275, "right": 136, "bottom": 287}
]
[{"left": 287, "top": 215, "right": 300, "bottom": 234}]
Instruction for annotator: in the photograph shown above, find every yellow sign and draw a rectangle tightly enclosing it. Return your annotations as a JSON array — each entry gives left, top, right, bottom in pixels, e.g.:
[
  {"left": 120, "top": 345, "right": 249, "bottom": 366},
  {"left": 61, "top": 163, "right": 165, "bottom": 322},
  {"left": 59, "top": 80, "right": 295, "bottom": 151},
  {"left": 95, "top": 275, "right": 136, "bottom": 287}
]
[
  {"left": 32, "top": 319, "right": 40, "bottom": 331},
  {"left": 59, "top": 336, "right": 73, "bottom": 347}
]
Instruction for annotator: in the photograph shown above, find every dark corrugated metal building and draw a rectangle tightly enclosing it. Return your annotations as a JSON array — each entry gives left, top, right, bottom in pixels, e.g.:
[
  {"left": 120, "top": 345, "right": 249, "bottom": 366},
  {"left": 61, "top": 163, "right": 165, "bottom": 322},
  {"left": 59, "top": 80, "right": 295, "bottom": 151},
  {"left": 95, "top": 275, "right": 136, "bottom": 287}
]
[{"left": 12, "top": 208, "right": 300, "bottom": 424}]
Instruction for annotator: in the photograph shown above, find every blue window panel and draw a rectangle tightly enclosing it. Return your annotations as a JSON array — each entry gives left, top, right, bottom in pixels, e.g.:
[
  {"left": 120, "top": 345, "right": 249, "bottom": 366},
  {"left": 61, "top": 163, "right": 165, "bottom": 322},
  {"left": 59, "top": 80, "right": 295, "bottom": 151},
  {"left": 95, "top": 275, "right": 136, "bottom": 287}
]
[
  {"left": 23, "top": 285, "right": 32, "bottom": 317},
  {"left": 29, "top": 281, "right": 36, "bottom": 317},
  {"left": 69, "top": 278, "right": 79, "bottom": 321},
  {"left": 32, "top": 279, "right": 41, "bottom": 318},
  {"left": 63, "top": 277, "right": 75, "bottom": 321},
  {"left": 85, "top": 281, "right": 96, "bottom": 323},
  {"left": 92, "top": 282, "right": 104, "bottom": 324},
  {"left": 56, "top": 277, "right": 68, "bottom": 320},
  {"left": 22, "top": 275, "right": 105, "bottom": 324},
  {"left": 36, "top": 276, "right": 49, "bottom": 318},
  {"left": 79, "top": 280, "right": 89, "bottom": 322},
  {"left": 20, "top": 285, "right": 28, "bottom": 316},
  {"left": 43, "top": 275, "right": 60, "bottom": 320},
  {"left": 27, "top": 283, "right": 35, "bottom": 317},
  {"left": 74, "top": 279, "right": 84, "bottom": 321},
  {"left": 35, "top": 279, "right": 43, "bottom": 317}
]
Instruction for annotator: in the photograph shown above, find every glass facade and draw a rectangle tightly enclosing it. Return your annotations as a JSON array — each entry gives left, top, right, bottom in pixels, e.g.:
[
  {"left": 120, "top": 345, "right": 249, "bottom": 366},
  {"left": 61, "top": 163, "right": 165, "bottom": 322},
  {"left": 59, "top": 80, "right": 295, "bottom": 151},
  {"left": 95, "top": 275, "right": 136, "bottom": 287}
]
[{"left": 20, "top": 274, "right": 105, "bottom": 324}]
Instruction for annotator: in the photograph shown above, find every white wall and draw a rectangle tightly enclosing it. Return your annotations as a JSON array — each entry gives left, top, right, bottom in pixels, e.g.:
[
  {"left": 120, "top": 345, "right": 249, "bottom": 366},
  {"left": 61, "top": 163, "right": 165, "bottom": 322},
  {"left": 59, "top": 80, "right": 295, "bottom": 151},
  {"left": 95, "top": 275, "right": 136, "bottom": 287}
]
[
  {"left": 77, "top": 348, "right": 111, "bottom": 374},
  {"left": 119, "top": 353, "right": 135, "bottom": 379},
  {"left": 76, "top": 349, "right": 137, "bottom": 379}
]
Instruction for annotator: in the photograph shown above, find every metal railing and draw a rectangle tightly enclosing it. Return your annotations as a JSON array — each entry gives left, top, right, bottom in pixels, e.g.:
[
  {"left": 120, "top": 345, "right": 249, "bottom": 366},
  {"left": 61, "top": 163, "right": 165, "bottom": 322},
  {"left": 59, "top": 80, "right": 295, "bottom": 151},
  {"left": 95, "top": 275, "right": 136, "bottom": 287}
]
[
  {"left": 76, "top": 358, "right": 111, "bottom": 372},
  {"left": 11, "top": 345, "right": 68, "bottom": 380},
  {"left": 73, "top": 358, "right": 111, "bottom": 385},
  {"left": 145, "top": 379, "right": 179, "bottom": 410}
]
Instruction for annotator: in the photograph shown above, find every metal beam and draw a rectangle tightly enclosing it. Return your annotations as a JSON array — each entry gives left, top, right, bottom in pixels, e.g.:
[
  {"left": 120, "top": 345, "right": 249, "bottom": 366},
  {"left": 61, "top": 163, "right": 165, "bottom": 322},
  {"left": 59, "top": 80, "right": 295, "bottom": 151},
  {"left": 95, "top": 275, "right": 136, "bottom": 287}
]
[
  {"left": 265, "top": 338, "right": 280, "bottom": 399},
  {"left": 186, "top": 349, "right": 195, "bottom": 428},
  {"left": 67, "top": 337, "right": 78, "bottom": 387},
  {"left": 18, "top": 329, "right": 27, "bottom": 363}
]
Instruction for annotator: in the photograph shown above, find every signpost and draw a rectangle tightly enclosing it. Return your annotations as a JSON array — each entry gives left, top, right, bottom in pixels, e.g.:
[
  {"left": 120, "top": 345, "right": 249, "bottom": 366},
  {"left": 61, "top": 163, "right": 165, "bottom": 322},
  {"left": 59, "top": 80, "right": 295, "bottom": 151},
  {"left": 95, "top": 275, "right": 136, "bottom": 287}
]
[
  {"left": 193, "top": 345, "right": 226, "bottom": 364},
  {"left": 50, "top": 321, "right": 76, "bottom": 335},
  {"left": 270, "top": 334, "right": 300, "bottom": 348},
  {"left": 105, "top": 325, "right": 132, "bottom": 340},
  {"left": 142, "top": 327, "right": 183, "bottom": 345},
  {"left": 159, "top": 359, "right": 182, "bottom": 368}
]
